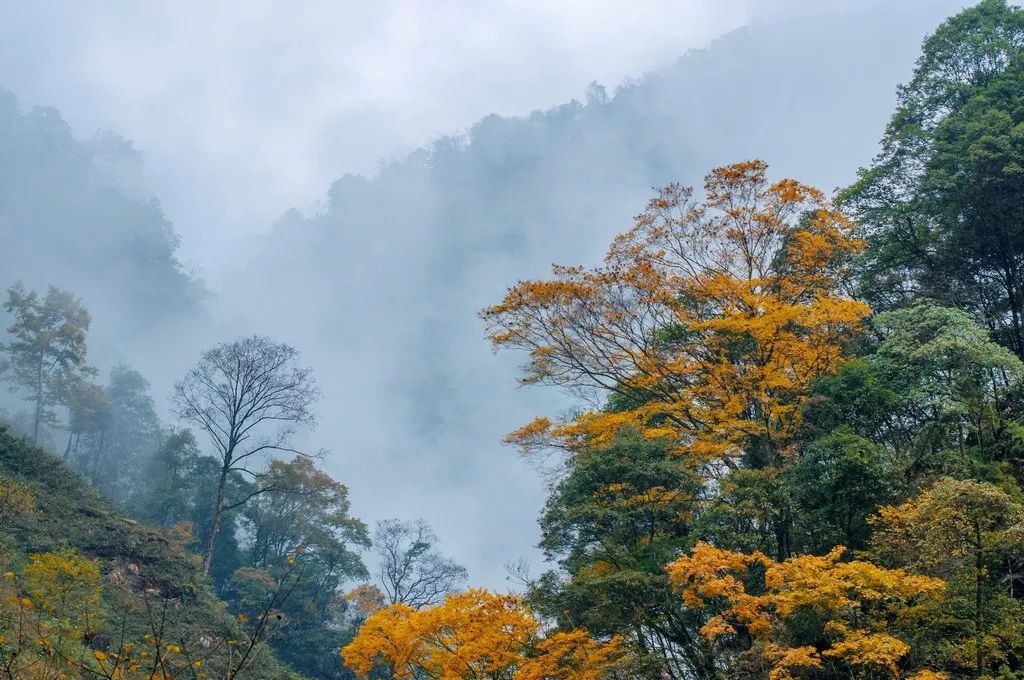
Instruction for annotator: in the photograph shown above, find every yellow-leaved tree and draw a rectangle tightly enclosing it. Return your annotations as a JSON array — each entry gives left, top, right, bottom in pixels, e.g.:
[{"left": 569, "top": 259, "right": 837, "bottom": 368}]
[
  {"left": 340, "top": 588, "right": 625, "bottom": 679},
  {"left": 666, "top": 543, "right": 946, "bottom": 679},
  {"left": 0, "top": 549, "right": 105, "bottom": 678},
  {"left": 482, "top": 160, "right": 868, "bottom": 471}
]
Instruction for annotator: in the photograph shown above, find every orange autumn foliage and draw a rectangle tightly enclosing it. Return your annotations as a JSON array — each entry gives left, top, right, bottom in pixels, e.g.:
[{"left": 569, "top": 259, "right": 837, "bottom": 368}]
[
  {"left": 483, "top": 160, "right": 868, "bottom": 467},
  {"left": 666, "top": 543, "right": 946, "bottom": 679},
  {"left": 340, "top": 589, "right": 625, "bottom": 679},
  {"left": 344, "top": 584, "right": 387, "bottom": 618}
]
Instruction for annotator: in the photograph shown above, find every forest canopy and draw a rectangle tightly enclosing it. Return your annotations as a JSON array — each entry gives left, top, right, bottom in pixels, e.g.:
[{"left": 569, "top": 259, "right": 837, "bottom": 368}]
[{"left": 4, "top": 1, "right": 1024, "bottom": 680}]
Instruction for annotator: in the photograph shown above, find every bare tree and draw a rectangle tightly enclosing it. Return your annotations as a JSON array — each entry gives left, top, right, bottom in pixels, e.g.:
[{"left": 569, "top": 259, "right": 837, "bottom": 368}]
[
  {"left": 374, "top": 518, "right": 468, "bottom": 608},
  {"left": 173, "top": 335, "right": 320, "bottom": 573},
  {"left": 504, "top": 558, "right": 533, "bottom": 590}
]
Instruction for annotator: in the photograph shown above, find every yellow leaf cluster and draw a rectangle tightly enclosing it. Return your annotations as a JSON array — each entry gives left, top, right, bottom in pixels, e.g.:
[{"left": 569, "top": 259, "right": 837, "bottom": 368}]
[
  {"left": 340, "top": 589, "right": 624, "bottom": 679},
  {"left": 518, "top": 628, "right": 626, "bottom": 680},
  {"left": 596, "top": 482, "right": 689, "bottom": 511},
  {"left": 23, "top": 548, "right": 103, "bottom": 617},
  {"left": 666, "top": 543, "right": 945, "bottom": 678}
]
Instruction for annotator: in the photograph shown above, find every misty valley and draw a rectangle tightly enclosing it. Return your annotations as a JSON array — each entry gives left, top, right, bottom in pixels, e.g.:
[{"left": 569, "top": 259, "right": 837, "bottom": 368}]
[{"left": 3, "top": 1, "right": 1024, "bottom": 679}]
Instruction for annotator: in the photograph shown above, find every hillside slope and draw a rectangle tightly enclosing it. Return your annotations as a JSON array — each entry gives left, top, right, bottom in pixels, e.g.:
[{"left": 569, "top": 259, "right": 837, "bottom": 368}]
[{"left": 0, "top": 425, "right": 302, "bottom": 679}]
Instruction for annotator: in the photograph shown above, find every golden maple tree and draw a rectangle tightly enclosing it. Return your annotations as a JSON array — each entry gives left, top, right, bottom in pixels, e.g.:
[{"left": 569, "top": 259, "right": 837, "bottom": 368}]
[
  {"left": 666, "top": 542, "right": 946, "bottom": 679},
  {"left": 340, "top": 588, "right": 625, "bottom": 679},
  {"left": 482, "top": 160, "right": 869, "bottom": 469}
]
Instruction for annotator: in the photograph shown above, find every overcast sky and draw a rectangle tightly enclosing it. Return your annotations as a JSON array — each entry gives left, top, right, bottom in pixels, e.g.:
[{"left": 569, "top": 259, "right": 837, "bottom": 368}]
[
  {"left": 0, "top": 0, "right": 899, "bottom": 274},
  {"left": 0, "top": 0, "right": 969, "bottom": 589}
]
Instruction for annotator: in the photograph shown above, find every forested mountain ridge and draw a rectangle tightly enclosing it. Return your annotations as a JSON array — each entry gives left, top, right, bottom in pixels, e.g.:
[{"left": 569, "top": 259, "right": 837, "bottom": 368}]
[
  {"left": 0, "top": 90, "right": 206, "bottom": 378},
  {"left": 6, "top": 0, "right": 1024, "bottom": 679},
  {"left": 210, "top": 2, "right": 969, "bottom": 581},
  {"left": 342, "top": 2, "right": 1024, "bottom": 678}
]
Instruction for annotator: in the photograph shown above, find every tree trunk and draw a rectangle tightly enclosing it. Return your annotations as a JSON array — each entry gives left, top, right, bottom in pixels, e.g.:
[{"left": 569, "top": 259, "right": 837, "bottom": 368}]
[
  {"left": 976, "top": 523, "right": 985, "bottom": 676},
  {"left": 1008, "top": 285, "right": 1023, "bottom": 358},
  {"left": 204, "top": 464, "right": 229, "bottom": 574},
  {"left": 775, "top": 511, "right": 792, "bottom": 562},
  {"left": 32, "top": 358, "right": 43, "bottom": 444},
  {"left": 1001, "top": 259, "right": 1024, "bottom": 358}
]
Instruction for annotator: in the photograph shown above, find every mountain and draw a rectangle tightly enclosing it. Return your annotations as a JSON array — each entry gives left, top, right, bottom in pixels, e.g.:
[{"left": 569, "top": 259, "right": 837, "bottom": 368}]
[
  {"left": 0, "top": 90, "right": 206, "bottom": 375},
  {"left": 0, "top": 0, "right": 978, "bottom": 587},
  {"left": 215, "top": 0, "right": 970, "bottom": 585}
]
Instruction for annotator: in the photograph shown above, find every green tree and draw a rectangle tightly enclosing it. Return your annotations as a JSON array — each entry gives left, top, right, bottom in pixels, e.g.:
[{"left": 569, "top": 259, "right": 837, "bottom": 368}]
[
  {"left": 244, "top": 457, "right": 369, "bottom": 575},
  {"left": 63, "top": 378, "right": 110, "bottom": 463},
  {"left": 874, "top": 304, "right": 1024, "bottom": 471},
  {"left": 871, "top": 478, "right": 1024, "bottom": 676},
  {"left": 0, "top": 283, "right": 94, "bottom": 443},
  {"left": 841, "top": 0, "right": 1024, "bottom": 355},
  {"left": 128, "top": 428, "right": 251, "bottom": 583},
  {"left": 238, "top": 457, "right": 370, "bottom": 679},
  {"left": 99, "top": 364, "right": 160, "bottom": 500},
  {"left": 787, "top": 430, "right": 895, "bottom": 553},
  {"left": 129, "top": 428, "right": 203, "bottom": 528},
  {"left": 805, "top": 303, "right": 1024, "bottom": 480},
  {"left": 63, "top": 364, "right": 160, "bottom": 502},
  {"left": 529, "top": 433, "right": 713, "bottom": 679}
]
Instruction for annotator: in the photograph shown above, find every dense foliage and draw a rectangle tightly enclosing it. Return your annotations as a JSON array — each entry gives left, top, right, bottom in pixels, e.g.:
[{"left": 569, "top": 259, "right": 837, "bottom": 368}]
[
  {"left": 6, "top": 1, "right": 1024, "bottom": 679},
  {"left": 472, "top": 5, "right": 1024, "bottom": 678},
  {"left": 0, "top": 294, "right": 460, "bottom": 678}
]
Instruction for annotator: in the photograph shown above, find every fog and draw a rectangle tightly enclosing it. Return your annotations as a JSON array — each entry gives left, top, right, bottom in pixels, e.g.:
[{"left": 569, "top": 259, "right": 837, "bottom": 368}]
[{"left": 0, "top": 0, "right": 970, "bottom": 588}]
